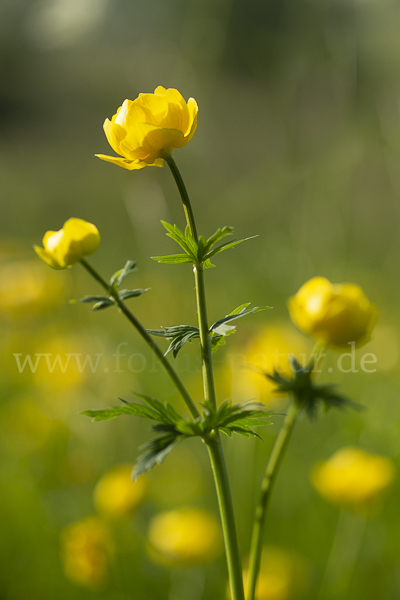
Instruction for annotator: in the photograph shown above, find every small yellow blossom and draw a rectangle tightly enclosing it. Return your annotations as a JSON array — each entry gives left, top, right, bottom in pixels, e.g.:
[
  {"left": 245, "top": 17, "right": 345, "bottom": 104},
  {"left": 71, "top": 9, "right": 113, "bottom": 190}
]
[
  {"left": 288, "top": 277, "right": 378, "bottom": 348},
  {"left": 311, "top": 446, "right": 396, "bottom": 513},
  {"left": 61, "top": 516, "right": 114, "bottom": 590},
  {"left": 96, "top": 86, "right": 198, "bottom": 170},
  {"left": 34, "top": 218, "right": 100, "bottom": 269},
  {"left": 147, "top": 507, "right": 222, "bottom": 567},
  {"left": 93, "top": 464, "right": 146, "bottom": 518}
]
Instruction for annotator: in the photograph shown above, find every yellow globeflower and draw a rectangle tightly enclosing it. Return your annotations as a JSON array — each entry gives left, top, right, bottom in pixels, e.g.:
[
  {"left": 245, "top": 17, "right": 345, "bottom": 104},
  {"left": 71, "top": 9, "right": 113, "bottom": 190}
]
[
  {"left": 311, "top": 446, "right": 396, "bottom": 513},
  {"left": 34, "top": 218, "right": 100, "bottom": 270},
  {"left": 288, "top": 277, "right": 378, "bottom": 348},
  {"left": 60, "top": 516, "right": 114, "bottom": 590},
  {"left": 93, "top": 464, "right": 146, "bottom": 518},
  {"left": 147, "top": 507, "right": 222, "bottom": 567},
  {"left": 96, "top": 86, "right": 198, "bottom": 170}
]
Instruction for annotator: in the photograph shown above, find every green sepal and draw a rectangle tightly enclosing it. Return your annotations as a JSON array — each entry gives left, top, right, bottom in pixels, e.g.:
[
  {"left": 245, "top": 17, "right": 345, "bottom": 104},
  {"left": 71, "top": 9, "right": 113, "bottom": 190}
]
[{"left": 109, "top": 260, "right": 137, "bottom": 288}]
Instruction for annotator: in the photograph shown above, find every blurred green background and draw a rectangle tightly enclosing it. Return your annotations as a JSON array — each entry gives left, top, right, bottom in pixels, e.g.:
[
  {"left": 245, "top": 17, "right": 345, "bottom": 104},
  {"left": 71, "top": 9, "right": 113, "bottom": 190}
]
[{"left": 1, "top": 0, "right": 400, "bottom": 598}]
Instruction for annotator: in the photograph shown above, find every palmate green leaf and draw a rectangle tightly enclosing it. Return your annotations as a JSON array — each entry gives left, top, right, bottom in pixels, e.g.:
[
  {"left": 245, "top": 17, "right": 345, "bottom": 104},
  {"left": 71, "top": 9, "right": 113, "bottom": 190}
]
[
  {"left": 110, "top": 260, "right": 137, "bottom": 288},
  {"left": 160, "top": 221, "right": 198, "bottom": 260},
  {"left": 91, "top": 299, "right": 116, "bottom": 311},
  {"left": 131, "top": 392, "right": 185, "bottom": 425},
  {"left": 203, "top": 236, "right": 258, "bottom": 260},
  {"left": 146, "top": 325, "right": 200, "bottom": 358}
]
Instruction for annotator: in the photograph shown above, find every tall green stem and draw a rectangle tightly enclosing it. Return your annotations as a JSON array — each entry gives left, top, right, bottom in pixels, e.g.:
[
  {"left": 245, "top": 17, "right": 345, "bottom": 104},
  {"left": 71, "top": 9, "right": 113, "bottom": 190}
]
[
  {"left": 80, "top": 258, "right": 200, "bottom": 420},
  {"left": 247, "top": 401, "right": 299, "bottom": 600},
  {"left": 164, "top": 153, "right": 245, "bottom": 600}
]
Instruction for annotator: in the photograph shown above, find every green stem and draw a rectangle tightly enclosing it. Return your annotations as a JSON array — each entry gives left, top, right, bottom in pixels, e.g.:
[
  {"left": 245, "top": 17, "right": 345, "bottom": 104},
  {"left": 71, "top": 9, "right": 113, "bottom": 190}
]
[
  {"left": 165, "top": 154, "right": 245, "bottom": 600},
  {"left": 247, "top": 401, "right": 299, "bottom": 600},
  {"left": 163, "top": 153, "right": 198, "bottom": 242},
  {"left": 79, "top": 258, "right": 200, "bottom": 420},
  {"left": 247, "top": 341, "right": 327, "bottom": 600}
]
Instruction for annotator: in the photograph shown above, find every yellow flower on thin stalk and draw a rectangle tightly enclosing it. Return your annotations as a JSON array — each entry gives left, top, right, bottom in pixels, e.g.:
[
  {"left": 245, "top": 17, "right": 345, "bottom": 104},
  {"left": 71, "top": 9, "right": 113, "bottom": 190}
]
[
  {"left": 311, "top": 446, "right": 396, "bottom": 514},
  {"left": 96, "top": 86, "right": 198, "bottom": 170},
  {"left": 288, "top": 277, "right": 378, "bottom": 348},
  {"left": 34, "top": 218, "right": 100, "bottom": 270}
]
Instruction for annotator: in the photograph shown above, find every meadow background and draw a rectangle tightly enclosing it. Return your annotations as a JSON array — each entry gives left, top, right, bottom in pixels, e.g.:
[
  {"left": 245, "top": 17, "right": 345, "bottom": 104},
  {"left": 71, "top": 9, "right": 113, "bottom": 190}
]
[{"left": 1, "top": 0, "right": 400, "bottom": 598}]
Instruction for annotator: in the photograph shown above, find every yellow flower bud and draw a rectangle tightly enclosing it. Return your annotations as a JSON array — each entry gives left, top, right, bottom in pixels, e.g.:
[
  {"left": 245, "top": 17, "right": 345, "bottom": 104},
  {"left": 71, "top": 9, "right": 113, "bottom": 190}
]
[
  {"left": 311, "top": 446, "right": 396, "bottom": 513},
  {"left": 147, "top": 507, "right": 222, "bottom": 567},
  {"left": 96, "top": 86, "right": 198, "bottom": 170},
  {"left": 288, "top": 277, "right": 378, "bottom": 348},
  {"left": 34, "top": 218, "right": 100, "bottom": 269},
  {"left": 93, "top": 464, "right": 146, "bottom": 519}
]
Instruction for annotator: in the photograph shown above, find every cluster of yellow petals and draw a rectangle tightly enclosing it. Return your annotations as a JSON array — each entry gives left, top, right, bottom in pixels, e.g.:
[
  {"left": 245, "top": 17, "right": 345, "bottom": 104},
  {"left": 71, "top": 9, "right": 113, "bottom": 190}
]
[
  {"left": 288, "top": 276, "right": 378, "bottom": 348},
  {"left": 96, "top": 86, "right": 198, "bottom": 170},
  {"left": 147, "top": 507, "right": 222, "bottom": 567},
  {"left": 34, "top": 218, "right": 100, "bottom": 270},
  {"left": 311, "top": 446, "right": 396, "bottom": 512}
]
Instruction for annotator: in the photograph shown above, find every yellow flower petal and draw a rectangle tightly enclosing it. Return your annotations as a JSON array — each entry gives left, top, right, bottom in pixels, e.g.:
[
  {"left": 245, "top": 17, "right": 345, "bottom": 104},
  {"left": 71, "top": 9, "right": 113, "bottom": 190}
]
[{"left": 97, "top": 87, "right": 197, "bottom": 169}]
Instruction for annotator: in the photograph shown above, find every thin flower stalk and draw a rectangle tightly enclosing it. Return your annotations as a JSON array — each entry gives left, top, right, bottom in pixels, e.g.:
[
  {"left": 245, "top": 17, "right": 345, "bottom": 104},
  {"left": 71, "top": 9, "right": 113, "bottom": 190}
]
[{"left": 164, "top": 154, "right": 245, "bottom": 600}]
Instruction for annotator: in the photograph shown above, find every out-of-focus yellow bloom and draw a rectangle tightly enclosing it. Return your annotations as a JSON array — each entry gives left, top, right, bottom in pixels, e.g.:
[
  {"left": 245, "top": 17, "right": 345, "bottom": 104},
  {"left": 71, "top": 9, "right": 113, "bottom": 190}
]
[
  {"left": 2, "top": 398, "right": 59, "bottom": 456},
  {"left": 0, "top": 260, "right": 64, "bottom": 317},
  {"left": 34, "top": 218, "right": 100, "bottom": 269},
  {"left": 93, "top": 464, "right": 146, "bottom": 518},
  {"left": 147, "top": 507, "right": 222, "bottom": 567},
  {"left": 311, "top": 446, "right": 396, "bottom": 513},
  {"left": 61, "top": 516, "right": 114, "bottom": 590},
  {"left": 232, "top": 546, "right": 308, "bottom": 600},
  {"left": 288, "top": 277, "right": 378, "bottom": 348},
  {"left": 227, "top": 325, "right": 310, "bottom": 404},
  {"left": 96, "top": 86, "right": 198, "bottom": 170}
]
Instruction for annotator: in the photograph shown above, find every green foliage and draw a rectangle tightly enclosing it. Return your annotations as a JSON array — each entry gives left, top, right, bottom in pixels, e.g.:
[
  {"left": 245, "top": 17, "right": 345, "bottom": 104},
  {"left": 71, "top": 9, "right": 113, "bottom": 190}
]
[
  {"left": 71, "top": 260, "right": 148, "bottom": 310},
  {"left": 151, "top": 221, "right": 256, "bottom": 268},
  {"left": 82, "top": 394, "right": 274, "bottom": 478},
  {"left": 267, "top": 356, "right": 360, "bottom": 419},
  {"left": 147, "top": 304, "right": 270, "bottom": 358}
]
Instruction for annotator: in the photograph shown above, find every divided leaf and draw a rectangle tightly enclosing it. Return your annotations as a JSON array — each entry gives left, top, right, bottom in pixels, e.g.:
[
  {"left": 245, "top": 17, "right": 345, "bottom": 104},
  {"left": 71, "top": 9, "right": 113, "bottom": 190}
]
[{"left": 110, "top": 260, "right": 137, "bottom": 288}]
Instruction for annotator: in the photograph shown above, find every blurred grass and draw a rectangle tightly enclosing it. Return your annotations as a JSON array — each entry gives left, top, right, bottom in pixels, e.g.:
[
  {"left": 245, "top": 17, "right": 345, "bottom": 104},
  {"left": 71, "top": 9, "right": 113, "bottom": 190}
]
[{"left": 1, "top": 0, "right": 400, "bottom": 598}]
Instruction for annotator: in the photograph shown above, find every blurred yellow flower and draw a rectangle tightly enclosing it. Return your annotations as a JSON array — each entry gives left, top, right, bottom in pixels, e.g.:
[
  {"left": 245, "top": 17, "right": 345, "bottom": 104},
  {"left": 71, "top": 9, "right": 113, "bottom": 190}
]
[
  {"left": 0, "top": 260, "right": 64, "bottom": 318},
  {"left": 93, "top": 464, "right": 146, "bottom": 518},
  {"left": 288, "top": 277, "right": 378, "bottom": 348},
  {"left": 227, "top": 325, "right": 310, "bottom": 404},
  {"left": 235, "top": 546, "right": 309, "bottom": 600},
  {"left": 34, "top": 218, "right": 100, "bottom": 269},
  {"left": 311, "top": 446, "right": 396, "bottom": 513},
  {"left": 61, "top": 516, "right": 114, "bottom": 590},
  {"left": 96, "top": 86, "right": 198, "bottom": 170},
  {"left": 147, "top": 507, "right": 222, "bottom": 567}
]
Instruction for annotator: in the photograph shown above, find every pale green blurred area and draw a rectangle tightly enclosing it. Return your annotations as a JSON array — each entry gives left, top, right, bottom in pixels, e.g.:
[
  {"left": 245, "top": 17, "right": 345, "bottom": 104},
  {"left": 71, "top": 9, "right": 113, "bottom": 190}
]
[{"left": 1, "top": 0, "right": 400, "bottom": 598}]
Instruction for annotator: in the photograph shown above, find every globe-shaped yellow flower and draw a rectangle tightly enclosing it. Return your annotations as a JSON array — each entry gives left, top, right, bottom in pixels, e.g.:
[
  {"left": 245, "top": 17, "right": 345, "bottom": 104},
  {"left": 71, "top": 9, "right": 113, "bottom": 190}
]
[
  {"left": 147, "top": 507, "right": 222, "bottom": 567},
  {"left": 34, "top": 218, "right": 100, "bottom": 269},
  {"left": 311, "top": 446, "right": 396, "bottom": 513},
  {"left": 288, "top": 277, "right": 378, "bottom": 348},
  {"left": 96, "top": 86, "right": 198, "bottom": 170}
]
